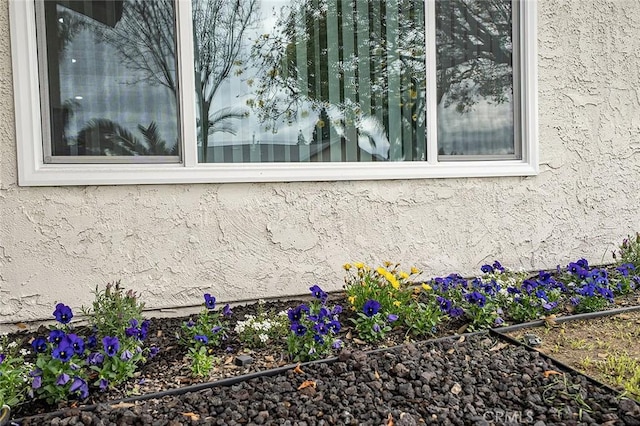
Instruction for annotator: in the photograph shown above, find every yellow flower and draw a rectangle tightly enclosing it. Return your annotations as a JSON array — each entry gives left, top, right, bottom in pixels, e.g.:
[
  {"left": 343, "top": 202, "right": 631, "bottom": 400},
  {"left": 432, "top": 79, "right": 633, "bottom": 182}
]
[
  {"left": 422, "top": 283, "right": 432, "bottom": 292},
  {"left": 383, "top": 261, "right": 393, "bottom": 267},
  {"left": 393, "top": 300, "right": 401, "bottom": 307},
  {"left": 389, "top": 276, "right": 400, "bottom": 290},
  {"left": 348, "top": 296, "right": 356, "bottom": 305},
  {"left": 376, "top": 267, "right": 387, "bottom": 276},
  {"left": 399, "top": 271, "right": 409, "bottom": 280},
  {"left": 411, "top": 266, "right": 420, "bottom": 275},
  {"left": 354, "top": 262, "right": 365, "bottom": 269},
  {"left": 343, "top": 263, "right": 352, "bottom": 271}
]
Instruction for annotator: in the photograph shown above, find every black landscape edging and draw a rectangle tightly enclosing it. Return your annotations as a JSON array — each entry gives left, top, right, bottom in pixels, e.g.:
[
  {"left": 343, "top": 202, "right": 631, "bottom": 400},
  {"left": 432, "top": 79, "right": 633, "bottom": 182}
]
[{"left": 492, "top": 304, "right": 640, "bottom": 333}]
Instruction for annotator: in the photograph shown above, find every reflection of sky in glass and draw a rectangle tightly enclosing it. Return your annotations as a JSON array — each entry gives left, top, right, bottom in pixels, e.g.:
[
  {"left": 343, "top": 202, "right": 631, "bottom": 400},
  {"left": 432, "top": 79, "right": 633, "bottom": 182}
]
[
  {"left": 59, "top": 11, "right": 179, "bottom": 150},
  {"left": 207, "top": 0, "right": 319, "bottom": 148},
  {"left": 438, "top": 96, "right": 514, "bottom": 156}
]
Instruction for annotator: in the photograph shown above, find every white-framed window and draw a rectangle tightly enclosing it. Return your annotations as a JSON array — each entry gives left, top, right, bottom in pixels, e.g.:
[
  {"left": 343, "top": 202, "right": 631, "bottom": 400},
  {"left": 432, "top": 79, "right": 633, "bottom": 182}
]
[{"left": 10, "top": 0, "right": 537, "bottom": 186}]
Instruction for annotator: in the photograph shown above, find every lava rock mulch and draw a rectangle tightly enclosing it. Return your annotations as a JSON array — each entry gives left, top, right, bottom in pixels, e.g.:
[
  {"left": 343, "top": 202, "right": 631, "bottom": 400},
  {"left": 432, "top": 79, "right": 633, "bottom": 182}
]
[{"left": 17, "top": 334, "right": 640, "bottom": 426}]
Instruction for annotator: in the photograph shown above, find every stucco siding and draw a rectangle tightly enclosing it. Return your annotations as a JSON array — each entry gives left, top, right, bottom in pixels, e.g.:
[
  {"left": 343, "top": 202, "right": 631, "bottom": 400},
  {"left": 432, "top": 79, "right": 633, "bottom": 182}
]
[{"left": 1, "top": 0, "right": 639, "bottom": 322}]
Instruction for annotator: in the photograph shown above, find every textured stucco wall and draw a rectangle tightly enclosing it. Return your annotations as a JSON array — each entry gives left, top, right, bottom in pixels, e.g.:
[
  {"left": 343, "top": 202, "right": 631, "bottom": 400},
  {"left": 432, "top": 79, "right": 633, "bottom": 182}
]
[{"left": 1, "top": 0, "right": 639, "bottom": 323}]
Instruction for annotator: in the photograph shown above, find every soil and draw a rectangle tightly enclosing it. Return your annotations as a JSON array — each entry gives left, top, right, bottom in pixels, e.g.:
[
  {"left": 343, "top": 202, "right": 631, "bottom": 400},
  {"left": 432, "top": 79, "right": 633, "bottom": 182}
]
[{"left": 505, "top": 310, "right": 640, "bottom": 401}]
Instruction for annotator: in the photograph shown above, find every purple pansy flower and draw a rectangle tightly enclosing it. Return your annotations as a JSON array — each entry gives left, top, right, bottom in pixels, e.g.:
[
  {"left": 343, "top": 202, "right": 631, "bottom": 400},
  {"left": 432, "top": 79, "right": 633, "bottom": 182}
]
[
  {"left": 55, "top": 373, "right": 70, "bottom": 386},
  {"left": 53, "top": 303, "right": 73, "bottom": 324},
  {"left": 290, "top": 322, "right": 307, "bottom": 337},
  {"left": 102, "top": 336, "right": 120, "bottom": 357},
  {"left": 31, "top": 337, "right": 47, "bottom": 353},
  {"left": 194, "top": 335, "right": 208, "bottom": 345},
  {"left": 69, "top": 377, "right": 89, "bottom": 399},
  {"left": 363, "top": 299, "right": 381, "bottom": 317},
  {"left": 309, "top": 285, "right": 328, "bottom": 303},
  {"left": 203, "top": 293, "right": 216, "bottom": 310}
]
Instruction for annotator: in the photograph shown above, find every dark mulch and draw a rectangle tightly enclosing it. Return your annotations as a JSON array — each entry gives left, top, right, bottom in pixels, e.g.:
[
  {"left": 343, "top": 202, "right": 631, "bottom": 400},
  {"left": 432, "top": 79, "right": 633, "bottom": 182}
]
[
  {"left": 9, "top": 295, "right": 640, "bottom": 424},
  {"left": 18, "top": 334, "right": 640, "bottom": 425}
]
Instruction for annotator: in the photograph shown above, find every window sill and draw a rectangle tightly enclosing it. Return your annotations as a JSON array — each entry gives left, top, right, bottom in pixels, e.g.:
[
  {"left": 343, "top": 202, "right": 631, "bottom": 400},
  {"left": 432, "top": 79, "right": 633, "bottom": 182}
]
[{"left": 18, "top": 160, "right": 538, "bottom": 186}]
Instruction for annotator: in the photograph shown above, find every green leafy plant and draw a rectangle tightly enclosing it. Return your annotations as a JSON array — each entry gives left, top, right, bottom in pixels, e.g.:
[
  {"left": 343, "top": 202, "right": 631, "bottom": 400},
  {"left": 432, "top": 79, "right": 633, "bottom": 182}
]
[
  {"left": 30, "top": 284, "right": 155, "bottom": 404},
  {"left": 89, "top": 335, "right": 148, "bottom": 390},
  {"left": 180, "top": 293, "right": 232, "bottom": 377},
  {"left": 343, "top": 262, "right": 420, "bottom": 322},
  {"left": 286, "top": 285, "right": 342, "bottom": 362},
  {"left": 351, "top": 299, "right": 398, "bottom": 342},
  {"left": 82, "top": 280, "right": 145, "bottom": 340},
  {"left": 401, "top": 297, "right": 444, "bottom": 337},
  {"left": 187, "top": 346, "right": 216, "bottom": 378},
  {"left": 0, "top": 335, "right": 31, "bottom": 410},
  {"left": 234, "top": 302, "right": 288, "bottom": 348},
  {"left": 614, "top": 232, "right": 640, "bottom": 270}
]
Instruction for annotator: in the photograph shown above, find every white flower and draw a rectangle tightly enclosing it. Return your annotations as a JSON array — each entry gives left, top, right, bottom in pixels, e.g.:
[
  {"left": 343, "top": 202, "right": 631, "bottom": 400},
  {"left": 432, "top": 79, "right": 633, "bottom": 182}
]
[
  {"left": 258, "top": 333, "right": 269, "bottom": 343},
  {"left": 8, "top": 341, "right": 18, "bottom": 349},
  {"left": 20, "top": 348, "right": 30, "bottom": 356}
]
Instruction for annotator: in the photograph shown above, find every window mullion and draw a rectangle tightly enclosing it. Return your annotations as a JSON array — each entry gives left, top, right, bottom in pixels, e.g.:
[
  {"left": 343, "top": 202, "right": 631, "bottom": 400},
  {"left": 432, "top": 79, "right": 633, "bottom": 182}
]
[
  {"left": 424, "top": 0, "right": 438, "bottom": 164},
  {"left": 175, "top": 0, "right": 197, "bottom": 168}
]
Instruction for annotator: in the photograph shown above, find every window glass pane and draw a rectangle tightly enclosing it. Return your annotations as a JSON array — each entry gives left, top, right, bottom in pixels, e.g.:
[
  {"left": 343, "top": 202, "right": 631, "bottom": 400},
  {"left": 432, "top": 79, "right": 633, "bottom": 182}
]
[
  {"left": 193, "top": 0, "right": 426, "bottom": 163},
  {"left": 41, "top": 0, "right": 180, "bottom": 159},
  {"left": 436, "top": 0, "right": 515, "bottom": 158}
]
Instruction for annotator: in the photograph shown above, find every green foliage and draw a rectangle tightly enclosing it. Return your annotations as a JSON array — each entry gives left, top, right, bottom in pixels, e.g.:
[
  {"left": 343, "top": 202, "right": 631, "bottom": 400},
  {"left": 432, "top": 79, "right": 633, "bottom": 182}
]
[
  {"left": 401, "top": 299, "right": 444, "bottom": 337},
  {"left": 350, "top": 311, "right": 393, "bottom": 343},
  {"left": 187, "top": 346, "right": 216, "bottom": 378},
  {"left": 31, "top": 283, "right": 152, "bottom": 404},
  {"left": 463, "top": 299, "right": 500, "bottom": 331},
  {"left": 33, "top": 346, "right": 88, "bottom": 404},
  {"left": 82, "top": 280, "right": 145, "bottom": 340},
  {"left": 179, "top": 294, "right": 231, "bottom": 377},
  {"left": 0, "top": 336, "right": 31, "bottom": 409},
  {"left": 234, "top": 302, "right": 288, "bottom": 348},
  {"left": 614, "top": 232, "right": 640, "bottom": 269},
  {"left": 509, "top": 289, "right": 563, "bottom": 322},
  {"left": 90, "top": 342, "right": 147, "bottom": 389},
  {"left": 572, "top": 295, "right": 611, "bottom": 314},
  {"left": 343, "top": 262, "right": 419, "bottom": 320},
  {"left": 286, "top": 288, "right": 342, "bottom": 362}
]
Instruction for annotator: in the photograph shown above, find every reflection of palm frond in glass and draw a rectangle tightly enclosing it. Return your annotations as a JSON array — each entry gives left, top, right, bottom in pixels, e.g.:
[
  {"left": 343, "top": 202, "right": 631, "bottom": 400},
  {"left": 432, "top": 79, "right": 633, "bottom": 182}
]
[
  {"left": 77, "top": 119, "right": 173, "bottom": 156},
  {"left": 205, "top": 107, "right": 248, "bottom": 136}
]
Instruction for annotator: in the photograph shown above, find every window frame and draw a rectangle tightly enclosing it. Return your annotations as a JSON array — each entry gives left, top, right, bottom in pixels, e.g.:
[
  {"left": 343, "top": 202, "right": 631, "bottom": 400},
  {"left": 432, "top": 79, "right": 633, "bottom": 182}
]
[{"left": 10, "top": 0, "right": 538, "bottom": 186}]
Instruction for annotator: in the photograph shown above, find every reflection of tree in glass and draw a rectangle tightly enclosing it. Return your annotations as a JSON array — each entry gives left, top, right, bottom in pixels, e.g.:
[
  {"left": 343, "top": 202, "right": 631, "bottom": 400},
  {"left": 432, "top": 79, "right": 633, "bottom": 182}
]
[
  {"left": 436, "top": 0, "right": 513, "bottom": 113},
  {"left": 248, "top": 0, "right": 512, "bottom": 142},
  {"left": 76, "top": 119, "right": 177, "bottom": 156},
  {"left": 57, "top": 11, "right": 87, "bottom": 57},
  {"left": 95, "top": 0, "right": 258, "bottom": 161},
  {"left": 96, "top": 1, "right": 177, "bottom": 92},
  {"left": 192, "top": 0, "right": 258, "bottom": 161},
  {"left": 249, "top": 0, "right": 426, "bottom": 160}
]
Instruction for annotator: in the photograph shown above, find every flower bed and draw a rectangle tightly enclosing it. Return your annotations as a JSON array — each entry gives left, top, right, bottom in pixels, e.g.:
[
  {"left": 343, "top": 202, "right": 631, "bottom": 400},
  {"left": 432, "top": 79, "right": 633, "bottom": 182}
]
[{"left": 2, "top": 234, "right": 640, "bottom": 423}]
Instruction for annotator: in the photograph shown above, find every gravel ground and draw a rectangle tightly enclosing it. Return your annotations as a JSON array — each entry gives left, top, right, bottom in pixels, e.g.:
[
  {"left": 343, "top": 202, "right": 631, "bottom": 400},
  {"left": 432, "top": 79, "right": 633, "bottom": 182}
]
[{"left": 16, "top": 333, "right": 640, "bottom": 426}]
